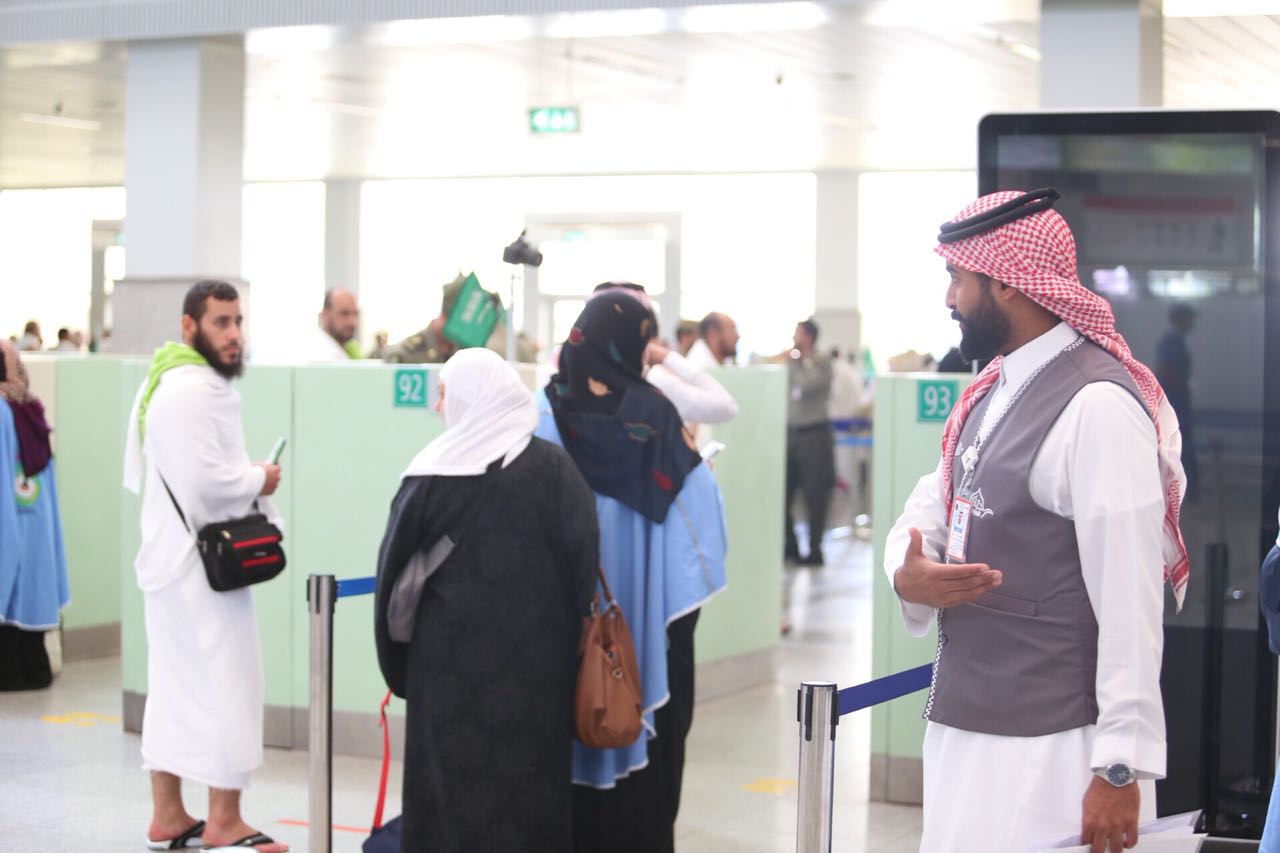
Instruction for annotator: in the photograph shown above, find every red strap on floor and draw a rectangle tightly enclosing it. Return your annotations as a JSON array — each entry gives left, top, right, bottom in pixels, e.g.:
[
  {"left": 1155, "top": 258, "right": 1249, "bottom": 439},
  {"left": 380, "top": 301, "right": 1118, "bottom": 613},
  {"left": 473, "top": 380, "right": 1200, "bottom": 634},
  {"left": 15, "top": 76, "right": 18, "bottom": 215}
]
[{"left": 372, "top": 689, "right": 392, "bottom": 830}]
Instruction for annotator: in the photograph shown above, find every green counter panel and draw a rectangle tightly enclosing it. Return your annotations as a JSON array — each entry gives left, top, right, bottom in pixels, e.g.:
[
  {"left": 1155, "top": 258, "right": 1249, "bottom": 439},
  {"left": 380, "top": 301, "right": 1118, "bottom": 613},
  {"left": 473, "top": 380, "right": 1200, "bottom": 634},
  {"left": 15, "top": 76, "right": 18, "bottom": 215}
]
[
  {"left": 121, "top": 361, "right": 147, "bottom": 696},
  {"left": 871, "top": 375, "right": 970, "bottom": 767},
  {"left": 290, "top": 364, "right": 446, "bottom": 714},
  {"left": 42, "top": 357, "right": 784, "bottom": 725},
  {"left": 692, "top": 366, "right": 787, "bottom": 664}
]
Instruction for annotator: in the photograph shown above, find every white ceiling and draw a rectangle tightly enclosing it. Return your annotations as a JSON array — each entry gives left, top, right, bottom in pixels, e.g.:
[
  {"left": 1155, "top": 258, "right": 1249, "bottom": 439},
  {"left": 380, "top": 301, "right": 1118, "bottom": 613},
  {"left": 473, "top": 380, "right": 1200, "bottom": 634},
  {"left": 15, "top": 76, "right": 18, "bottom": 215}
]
[{"left": 0, "top": 1, "right": 1278, "bottom": 188}]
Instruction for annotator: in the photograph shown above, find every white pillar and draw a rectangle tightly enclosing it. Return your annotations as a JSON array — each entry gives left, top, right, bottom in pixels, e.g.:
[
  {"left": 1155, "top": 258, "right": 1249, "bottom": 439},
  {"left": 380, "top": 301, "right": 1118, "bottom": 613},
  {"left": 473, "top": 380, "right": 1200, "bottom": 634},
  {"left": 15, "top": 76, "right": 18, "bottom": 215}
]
[
  {"left": 1040, "top": 0, "right": 1163, "bottom": 109},
  {"left": 324, "top": 179, "right": 361, "bottom": 295},
  {"left": 813, "top": 170, "right": 861, "bottom": 356},
  {"left": 113, "top": 37, "right": 246, "bottom": 354}
]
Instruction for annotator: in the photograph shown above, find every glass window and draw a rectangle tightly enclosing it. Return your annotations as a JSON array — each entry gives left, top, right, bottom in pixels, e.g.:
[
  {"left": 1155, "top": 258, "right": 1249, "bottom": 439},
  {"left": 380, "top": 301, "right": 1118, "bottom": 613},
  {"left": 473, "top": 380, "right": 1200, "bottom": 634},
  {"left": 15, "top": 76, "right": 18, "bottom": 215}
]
[
  {"left": 856, "top": 171, "right": 977, "bottom": 370},
  {"left": 360, "top": 173, "right": 816, "bottom": 359},
  {"left": 241, "top": 181, "right": 326, "bottom": 362},
  {"left": 537, "top": 238, "right": 666, "bottom": 297},
  {"left": 0, "top": 187, "right": 124, "bottom": 344}
]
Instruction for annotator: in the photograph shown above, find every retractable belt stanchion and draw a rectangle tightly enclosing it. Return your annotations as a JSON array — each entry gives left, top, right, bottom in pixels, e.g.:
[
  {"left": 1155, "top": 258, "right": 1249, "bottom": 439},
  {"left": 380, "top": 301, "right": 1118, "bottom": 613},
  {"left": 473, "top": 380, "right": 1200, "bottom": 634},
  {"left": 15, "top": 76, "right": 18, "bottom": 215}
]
[
  {"left": 796, "top": 682, "right": 838, "bottom": 853},
  {"left": 307, "top": 574, "right": 377, "bottom": 852},
  {"left": 307, "top": 574, "right": 336, "bottom": 853},
  {"left": 795, "top": 665, "right": 933, "bottom": 852}
]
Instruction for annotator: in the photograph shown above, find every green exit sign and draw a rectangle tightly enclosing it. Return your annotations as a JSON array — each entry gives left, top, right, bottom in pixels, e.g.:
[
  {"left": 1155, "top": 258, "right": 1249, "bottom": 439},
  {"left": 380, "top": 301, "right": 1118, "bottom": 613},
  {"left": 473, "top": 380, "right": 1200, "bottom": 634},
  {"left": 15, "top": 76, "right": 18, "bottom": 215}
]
[
  {"left": 917, "top": 380, "right": 958, "bottom": 423},
  {"left": 529, "top": 106, "right": 580, "bottom": 134}
]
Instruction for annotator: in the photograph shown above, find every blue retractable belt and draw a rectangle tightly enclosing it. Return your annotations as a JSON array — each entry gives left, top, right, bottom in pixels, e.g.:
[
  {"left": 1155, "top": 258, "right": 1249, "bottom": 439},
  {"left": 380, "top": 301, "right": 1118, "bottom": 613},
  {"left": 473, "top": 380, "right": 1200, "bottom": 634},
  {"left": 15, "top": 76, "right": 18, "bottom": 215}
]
[
  {"left": 336, "top": 575, "right": 376, "bottom": 599},
  {"left": 836, "top": 663, "right": 932, "bottom": 717}
]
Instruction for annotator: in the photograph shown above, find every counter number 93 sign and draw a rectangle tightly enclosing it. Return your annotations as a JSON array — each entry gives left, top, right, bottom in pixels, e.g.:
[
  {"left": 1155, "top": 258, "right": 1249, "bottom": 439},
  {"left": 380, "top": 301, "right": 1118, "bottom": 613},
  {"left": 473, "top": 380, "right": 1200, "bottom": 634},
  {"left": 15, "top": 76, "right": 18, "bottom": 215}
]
[{"left": 917, "top": 380, "right": 958, "bottom": 423}]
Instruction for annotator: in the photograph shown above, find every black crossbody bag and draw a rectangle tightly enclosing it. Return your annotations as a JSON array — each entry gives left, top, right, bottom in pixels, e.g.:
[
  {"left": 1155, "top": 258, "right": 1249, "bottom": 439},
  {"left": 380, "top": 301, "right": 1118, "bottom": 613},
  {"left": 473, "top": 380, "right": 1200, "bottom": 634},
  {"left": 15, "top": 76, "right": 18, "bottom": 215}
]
[{"left": 159, "top": 473, "right": 286, "bottom": 592}]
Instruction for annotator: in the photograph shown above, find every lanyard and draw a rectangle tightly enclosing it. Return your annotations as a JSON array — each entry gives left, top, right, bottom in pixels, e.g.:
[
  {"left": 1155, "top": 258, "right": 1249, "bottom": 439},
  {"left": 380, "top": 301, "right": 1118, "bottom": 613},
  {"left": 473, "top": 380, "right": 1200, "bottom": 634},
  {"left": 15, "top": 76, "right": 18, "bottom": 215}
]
[{"left": 954, "top": 336, "right": 1082, "bottom": 498}]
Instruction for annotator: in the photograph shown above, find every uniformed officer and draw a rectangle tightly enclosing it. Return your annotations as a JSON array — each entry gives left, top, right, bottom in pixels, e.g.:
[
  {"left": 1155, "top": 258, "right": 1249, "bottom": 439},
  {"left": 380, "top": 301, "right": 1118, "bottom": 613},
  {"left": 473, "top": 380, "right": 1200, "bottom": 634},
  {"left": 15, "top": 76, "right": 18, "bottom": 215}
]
[
  {"left": 784, "top": 318, "right": 835, "bottom": 566},
  {"left": 383, "top": 274, "right": 537, "bottom": 364}
]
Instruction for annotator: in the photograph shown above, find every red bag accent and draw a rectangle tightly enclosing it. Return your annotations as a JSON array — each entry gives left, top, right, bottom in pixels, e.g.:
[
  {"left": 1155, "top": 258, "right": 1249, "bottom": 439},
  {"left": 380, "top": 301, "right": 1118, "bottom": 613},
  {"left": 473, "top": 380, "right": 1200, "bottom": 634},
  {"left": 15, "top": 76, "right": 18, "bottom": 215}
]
[
  {"left": 372, "top": 690, "right": 393, "bottom": 830},
  {"left": 232, "top": 535, "right": 282, "bottom": 550}
]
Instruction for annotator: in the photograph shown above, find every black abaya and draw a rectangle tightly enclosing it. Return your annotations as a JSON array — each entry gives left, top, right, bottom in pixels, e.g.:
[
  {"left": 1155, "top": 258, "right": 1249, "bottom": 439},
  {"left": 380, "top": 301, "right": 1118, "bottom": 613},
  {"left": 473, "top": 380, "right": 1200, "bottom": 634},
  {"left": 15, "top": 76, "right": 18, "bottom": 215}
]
[{"left": 374, "top": 437, "right": 598, "bottom": 853}]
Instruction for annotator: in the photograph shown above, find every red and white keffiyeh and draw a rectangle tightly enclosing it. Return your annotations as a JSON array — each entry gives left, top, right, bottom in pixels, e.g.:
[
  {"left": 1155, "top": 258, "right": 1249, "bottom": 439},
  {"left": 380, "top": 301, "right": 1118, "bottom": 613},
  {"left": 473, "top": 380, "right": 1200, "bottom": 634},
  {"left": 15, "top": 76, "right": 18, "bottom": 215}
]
[{"left": 934, "top": 191, "right": 1190, "bottom": 608}]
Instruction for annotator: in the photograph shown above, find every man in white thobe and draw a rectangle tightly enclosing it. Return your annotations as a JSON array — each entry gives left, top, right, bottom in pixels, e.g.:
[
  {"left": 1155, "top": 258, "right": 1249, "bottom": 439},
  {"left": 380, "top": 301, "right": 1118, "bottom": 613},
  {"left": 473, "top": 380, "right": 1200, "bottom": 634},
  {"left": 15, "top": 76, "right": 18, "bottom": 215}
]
[
  {"left": 123, "top": 280, "right": 288, "bottom": 853},
  {"left": 307, "top": 287, "right": 362, "bottom": 362},
  {"left": 884, "top": 189, "right": 1188, "bottom": 853}
]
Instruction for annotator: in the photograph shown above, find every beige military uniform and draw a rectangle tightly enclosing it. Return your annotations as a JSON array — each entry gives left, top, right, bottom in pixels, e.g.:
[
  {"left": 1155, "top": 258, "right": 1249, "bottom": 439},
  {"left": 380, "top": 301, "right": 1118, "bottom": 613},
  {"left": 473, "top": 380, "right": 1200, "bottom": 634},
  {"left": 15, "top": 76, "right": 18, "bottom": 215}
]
[
  {"left": 382, "top": 322, "right": 537, "bottom": 364},
  {"left": 381, "top": 273, "right": 538, "bottom": 363},
  {"left": 383, "top": 324, "right": 451, "bottom": 364}
]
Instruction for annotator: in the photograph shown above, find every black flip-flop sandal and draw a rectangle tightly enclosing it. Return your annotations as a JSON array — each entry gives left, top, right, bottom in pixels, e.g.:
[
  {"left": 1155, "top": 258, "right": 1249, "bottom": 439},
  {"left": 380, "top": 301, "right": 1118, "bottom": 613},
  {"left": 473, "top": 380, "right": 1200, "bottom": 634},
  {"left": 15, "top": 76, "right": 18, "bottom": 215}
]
[
  {"left": 203, "top": 832, "right": 280, "bottom": 851},
  {"left": 145, "top": 819, "right": 206, "bottom": 849}
]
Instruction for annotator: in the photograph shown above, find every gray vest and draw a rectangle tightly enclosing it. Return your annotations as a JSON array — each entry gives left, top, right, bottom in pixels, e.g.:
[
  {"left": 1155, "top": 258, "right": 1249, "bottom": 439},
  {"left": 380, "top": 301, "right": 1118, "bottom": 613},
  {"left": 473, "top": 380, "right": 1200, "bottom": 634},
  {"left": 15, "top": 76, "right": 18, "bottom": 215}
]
[{"left": 924, "top": 338, "right": 1143, "bottom": 737}]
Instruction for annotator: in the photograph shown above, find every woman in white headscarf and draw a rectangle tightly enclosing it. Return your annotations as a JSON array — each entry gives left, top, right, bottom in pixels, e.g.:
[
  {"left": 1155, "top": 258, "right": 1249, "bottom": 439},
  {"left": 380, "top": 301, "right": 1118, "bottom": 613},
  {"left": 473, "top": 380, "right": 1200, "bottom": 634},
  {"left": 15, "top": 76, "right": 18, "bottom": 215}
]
[{"left": 374, "top": 348, "right": 598, "bottom": 853}]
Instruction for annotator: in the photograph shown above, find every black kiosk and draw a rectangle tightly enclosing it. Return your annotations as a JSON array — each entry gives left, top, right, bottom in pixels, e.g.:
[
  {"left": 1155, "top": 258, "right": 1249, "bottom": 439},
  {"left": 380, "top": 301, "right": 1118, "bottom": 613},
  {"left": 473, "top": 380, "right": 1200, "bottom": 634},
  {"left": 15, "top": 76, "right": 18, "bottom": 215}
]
[{"left": 979, "top": 110, "right": 1280, "bottom": 842}]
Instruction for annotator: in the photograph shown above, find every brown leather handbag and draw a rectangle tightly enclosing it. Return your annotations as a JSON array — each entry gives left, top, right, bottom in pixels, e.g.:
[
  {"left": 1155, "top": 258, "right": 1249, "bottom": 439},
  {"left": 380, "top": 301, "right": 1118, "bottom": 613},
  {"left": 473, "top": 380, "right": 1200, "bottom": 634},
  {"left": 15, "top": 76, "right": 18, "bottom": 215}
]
[{"left": 574, "top": 566, "right": 644, "bottom": 749}]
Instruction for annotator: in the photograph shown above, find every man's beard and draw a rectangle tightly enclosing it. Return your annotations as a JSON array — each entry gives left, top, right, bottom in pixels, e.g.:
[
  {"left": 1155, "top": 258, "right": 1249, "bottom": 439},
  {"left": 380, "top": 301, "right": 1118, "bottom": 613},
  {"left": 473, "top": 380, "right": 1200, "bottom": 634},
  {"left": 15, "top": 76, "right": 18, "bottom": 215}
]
[
  {"left": 324, "top": 321, "right": 353, "bottom": 345},
  {"left": 956, "top": 289, "right": 1010, "bottom": 363},
  {"left": 193, "top": 327, "right": 244, "bottom": 380}
]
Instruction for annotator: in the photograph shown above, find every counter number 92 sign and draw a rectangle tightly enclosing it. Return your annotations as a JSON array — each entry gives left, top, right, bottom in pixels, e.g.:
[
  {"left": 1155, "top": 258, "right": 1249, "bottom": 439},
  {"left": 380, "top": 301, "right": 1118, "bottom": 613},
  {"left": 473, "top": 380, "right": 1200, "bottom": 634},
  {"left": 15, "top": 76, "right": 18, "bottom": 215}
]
[
  {"left": 393, "top": 368, "right": 438, "bottom": 409},
  {"left": 917, "top": 380, "right": 958, "bottom": 423}
]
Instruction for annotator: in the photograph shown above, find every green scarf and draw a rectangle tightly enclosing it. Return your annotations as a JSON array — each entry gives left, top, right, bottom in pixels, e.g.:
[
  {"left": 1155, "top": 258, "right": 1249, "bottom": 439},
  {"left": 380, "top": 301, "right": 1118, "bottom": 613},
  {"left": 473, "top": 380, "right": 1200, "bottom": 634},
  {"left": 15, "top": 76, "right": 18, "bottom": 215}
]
[
  {"left": 343, "top": 339, "right": 362, "bottom": 360},
  {"left": 137, "top": 342, "right": 208, "bottom": 443}
]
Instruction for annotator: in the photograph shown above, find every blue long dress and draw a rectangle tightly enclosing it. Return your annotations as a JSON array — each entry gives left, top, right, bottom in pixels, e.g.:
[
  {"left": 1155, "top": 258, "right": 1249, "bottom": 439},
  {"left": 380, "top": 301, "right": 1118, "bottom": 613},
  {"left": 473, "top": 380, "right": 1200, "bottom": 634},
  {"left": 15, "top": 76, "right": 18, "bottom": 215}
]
[
  {"left": 0, "top": 399, "right": 69, "bottom": 630},
  {"left": 535, "top": 390, "right": 728, "bottom": 786}
]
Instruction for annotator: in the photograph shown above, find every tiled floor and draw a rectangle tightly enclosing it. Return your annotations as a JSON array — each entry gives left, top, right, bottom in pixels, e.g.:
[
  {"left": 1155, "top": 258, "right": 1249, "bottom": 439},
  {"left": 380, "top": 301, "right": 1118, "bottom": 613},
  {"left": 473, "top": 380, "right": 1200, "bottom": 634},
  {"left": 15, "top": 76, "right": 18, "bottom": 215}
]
[{"left": 0, "top": 533, "right": 922, "bottom": 852}]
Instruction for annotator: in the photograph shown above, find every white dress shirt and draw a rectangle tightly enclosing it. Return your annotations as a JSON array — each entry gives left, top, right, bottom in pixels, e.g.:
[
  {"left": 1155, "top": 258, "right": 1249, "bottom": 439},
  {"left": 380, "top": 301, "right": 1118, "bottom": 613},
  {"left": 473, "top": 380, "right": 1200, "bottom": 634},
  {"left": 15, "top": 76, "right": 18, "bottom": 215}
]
[
  {"left": 306, "top": 325, "right": 352, "bottom": 363},
  {"left": 685, "top": 338, "right": 721, "bottom": 371},
  {"left": 884, "top": 322, "right": 1171, "bottom": 851},
  {"left": 646, "top": 349, "right": 738, "bottom": 449}
]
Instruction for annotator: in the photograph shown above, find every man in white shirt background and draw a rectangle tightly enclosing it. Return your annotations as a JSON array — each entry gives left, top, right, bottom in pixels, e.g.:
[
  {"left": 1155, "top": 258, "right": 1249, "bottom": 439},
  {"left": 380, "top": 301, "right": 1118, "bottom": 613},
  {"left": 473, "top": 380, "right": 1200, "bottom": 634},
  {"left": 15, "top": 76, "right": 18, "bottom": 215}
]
[
  {"left": 885, "top": 188, "right": 1189, "bottom": 853},
  {"left": 308, "top": 287, "right": 362, "bottom": 362},
  {"left": 580, "top": 284, "right": 740, "bottom": 450},
  {"left": 686, "top": 312, "right": 739, "bottom": 370}
]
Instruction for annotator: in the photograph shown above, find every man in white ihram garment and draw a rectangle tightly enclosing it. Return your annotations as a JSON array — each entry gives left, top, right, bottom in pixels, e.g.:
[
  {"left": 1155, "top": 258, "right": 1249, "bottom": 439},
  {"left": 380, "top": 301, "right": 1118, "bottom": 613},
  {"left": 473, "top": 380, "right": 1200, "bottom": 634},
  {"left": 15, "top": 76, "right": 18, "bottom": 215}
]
[
  {"left": 883, "top": 189, "right": 1190, "bottom": 853},
  {"left": 123, "top": 280, "right": 288, "bottom": 853}
]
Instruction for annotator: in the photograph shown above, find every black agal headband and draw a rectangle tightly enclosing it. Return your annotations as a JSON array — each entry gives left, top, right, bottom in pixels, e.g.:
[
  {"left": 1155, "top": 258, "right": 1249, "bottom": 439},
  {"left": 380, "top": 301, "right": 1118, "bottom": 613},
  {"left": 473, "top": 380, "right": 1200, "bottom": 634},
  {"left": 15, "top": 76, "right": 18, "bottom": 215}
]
[{"left": 937, "top": 187, "right": 1061, "bottom": 244}]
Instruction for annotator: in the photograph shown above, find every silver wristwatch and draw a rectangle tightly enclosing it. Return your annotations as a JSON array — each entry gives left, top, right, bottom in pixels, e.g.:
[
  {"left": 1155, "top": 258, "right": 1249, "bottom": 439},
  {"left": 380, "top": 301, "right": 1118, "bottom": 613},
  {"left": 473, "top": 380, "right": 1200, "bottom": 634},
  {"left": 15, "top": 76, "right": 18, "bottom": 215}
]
[{"left": 1095, "top": 762, "right": 1135, "bottom": 787}]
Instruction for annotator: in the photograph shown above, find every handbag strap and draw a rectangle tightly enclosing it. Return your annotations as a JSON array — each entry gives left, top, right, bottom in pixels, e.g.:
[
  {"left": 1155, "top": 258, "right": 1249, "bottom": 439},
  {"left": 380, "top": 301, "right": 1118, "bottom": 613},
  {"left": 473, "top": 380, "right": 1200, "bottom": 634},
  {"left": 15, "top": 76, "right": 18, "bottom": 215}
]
[
  {"left": 595, "top": 564, "right": 618, "bottom": 607},
  {"left": 156, "top": 469, "right": 260, "bottom": 537},
  {"left": 157, "top": 472, "right": 193, "bottom": 535},
  {"left": 372, "top": 689, "right": 393, "bottom": 830}
]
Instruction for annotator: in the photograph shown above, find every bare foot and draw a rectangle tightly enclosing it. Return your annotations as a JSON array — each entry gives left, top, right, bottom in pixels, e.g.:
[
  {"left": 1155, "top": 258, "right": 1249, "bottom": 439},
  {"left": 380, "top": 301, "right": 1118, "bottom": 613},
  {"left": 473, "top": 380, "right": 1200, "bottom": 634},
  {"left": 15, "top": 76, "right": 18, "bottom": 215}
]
[
  {"left": 147, "top": 815, "right": 204, "bottom": 845},
  {"left": 201, "top": 821, "right": 288, "bottom": 852}
]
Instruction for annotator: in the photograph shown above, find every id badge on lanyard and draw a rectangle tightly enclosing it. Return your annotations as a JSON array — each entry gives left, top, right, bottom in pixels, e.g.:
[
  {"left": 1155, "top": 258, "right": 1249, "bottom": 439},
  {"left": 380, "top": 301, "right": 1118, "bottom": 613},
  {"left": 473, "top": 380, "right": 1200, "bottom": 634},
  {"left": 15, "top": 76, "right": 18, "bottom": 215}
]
[
  {"left": 948, "top": 445, "right": 981, "bottom": 563},
  {"left": 946, "top": 495, "right": 973, "bottom": 563}
]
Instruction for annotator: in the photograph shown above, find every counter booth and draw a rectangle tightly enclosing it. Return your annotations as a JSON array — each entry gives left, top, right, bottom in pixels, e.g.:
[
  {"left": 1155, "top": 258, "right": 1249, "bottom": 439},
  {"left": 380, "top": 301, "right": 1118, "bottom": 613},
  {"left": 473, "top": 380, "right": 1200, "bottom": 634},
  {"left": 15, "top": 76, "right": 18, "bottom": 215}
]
[{"left": 28, "top": 357, "right": 787, "bottom": 757}]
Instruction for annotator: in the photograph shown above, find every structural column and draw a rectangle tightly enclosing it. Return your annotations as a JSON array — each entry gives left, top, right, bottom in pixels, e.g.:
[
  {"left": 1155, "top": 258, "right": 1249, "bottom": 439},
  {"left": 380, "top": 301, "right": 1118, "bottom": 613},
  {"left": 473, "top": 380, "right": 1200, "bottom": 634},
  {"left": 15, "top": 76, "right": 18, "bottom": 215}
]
[
  {"left": 814, "top": 170, "right": 860, "bottom": 357},
  {"left": 1040, "top": 0, "right": 1163, "bottom": 109},
  {"left": 113, "top": 37, "right": 246, "bottom": 354},
  {"left": 324, "top": 179, "right": 361, "bottom": 295}
]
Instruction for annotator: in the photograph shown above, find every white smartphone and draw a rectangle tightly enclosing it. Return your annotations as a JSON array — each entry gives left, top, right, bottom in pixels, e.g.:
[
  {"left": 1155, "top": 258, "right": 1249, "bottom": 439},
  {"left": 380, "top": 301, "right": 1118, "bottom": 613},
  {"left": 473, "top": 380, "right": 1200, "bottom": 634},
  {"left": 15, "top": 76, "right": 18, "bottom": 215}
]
[
  {"left": 700, "top": 440, "right": 726, "bottom": 462},
  {"left": 267, "top": 437, "right": 287, "bottom": 465}
]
